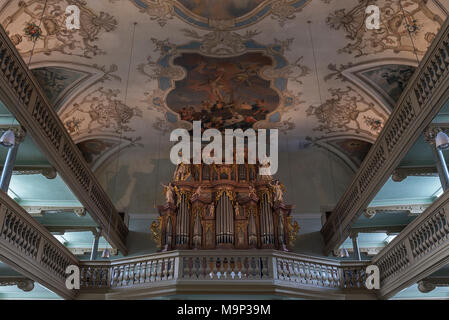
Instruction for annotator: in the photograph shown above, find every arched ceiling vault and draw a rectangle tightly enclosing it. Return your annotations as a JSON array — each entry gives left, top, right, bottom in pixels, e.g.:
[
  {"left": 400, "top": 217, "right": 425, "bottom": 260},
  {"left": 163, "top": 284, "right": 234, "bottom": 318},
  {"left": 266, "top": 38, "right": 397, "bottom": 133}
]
[{"left": 0, "top": 0, "right": 447, "bottom": 173}]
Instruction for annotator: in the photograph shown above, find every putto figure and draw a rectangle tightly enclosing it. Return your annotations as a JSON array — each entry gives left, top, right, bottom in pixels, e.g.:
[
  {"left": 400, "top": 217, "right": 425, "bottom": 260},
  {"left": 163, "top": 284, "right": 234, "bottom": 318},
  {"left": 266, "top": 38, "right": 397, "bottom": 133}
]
[
  {"left": 161, "top": 182, "right": 175, "bottom": 204},
  {"left": 271, "top": 179, "right": 285, "bottom": 202}
]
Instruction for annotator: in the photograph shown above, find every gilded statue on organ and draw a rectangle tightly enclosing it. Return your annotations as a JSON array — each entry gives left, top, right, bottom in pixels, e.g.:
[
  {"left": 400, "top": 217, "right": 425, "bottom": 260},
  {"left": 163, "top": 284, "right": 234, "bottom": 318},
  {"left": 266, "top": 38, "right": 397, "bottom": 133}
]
[{"left": 152, "top": 157, "right": 298, "bottom": 251}]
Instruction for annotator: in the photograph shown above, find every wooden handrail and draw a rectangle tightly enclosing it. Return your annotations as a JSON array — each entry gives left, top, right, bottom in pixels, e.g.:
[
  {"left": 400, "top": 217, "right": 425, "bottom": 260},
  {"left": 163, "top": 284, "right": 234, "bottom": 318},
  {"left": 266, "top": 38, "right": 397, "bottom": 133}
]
[
  {"left": 321, "top": 16, "right": 449, "bottom": 255},
  {"left": 372, "top": 188, "right": 449, "bottom": 299},
  {"left": 0, "top": 24, "right": 128, "bottom": 254},
  {"left": 0, "top": 189, "right": 78, "bottom": 299}
]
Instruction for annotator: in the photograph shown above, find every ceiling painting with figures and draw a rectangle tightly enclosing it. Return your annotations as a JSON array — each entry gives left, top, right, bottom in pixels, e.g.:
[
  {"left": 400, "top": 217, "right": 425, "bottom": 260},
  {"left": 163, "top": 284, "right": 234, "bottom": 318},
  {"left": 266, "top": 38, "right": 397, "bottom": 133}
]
[{"left": 166, "top": 52, "right": 279, "bottom": 131}]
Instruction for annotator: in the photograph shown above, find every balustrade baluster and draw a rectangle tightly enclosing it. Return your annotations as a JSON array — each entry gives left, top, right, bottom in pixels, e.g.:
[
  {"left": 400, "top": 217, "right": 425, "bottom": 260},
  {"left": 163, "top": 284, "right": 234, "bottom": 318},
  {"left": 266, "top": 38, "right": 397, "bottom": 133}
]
[
  {"left": 183, "top": 257, "right": 190, "bottom": 279},
  {"left": 229, "top": 257, "right": 236, "bottom": 279},
  {"left": 198, "top": 257, "right": 206, "bottom": 280},
  {"left": 276, "top": 259, "right": 284, "bottom": 280},
  {"left": 141, "top": 261, "right": 147, "bottom": 283},
  {"left": 168, "top": 258, "right": 174, "bottom": 280},
  {"left": 208, "top": 257, "right": 214, "bottom": 279},
  {"left": 134, "top": 263, "right": 140, "bottom": 284},
  {"left": 150, "top": 260, "right": 157, "bottom": 282},
  {"left": 261, "top": 257, "right": 269, "bottom": 279},
  {"left": 124, "top": 264, "right": 130, "bottom": 286},
  {"left": 194, "top": 257, "right": 200, "bottom": 279},
  {"left": 242, "top": 257, "right": 249, "bottom": 279}
]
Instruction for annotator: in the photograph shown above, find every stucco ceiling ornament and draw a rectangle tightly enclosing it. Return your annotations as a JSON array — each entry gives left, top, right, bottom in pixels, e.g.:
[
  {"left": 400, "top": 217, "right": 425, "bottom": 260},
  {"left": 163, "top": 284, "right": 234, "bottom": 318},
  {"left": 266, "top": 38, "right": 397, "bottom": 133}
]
[
  {"left": 181, "top": 28, "right": 261, "bottom": 57},
  {"left": 2, "top": 0, "right": 117, "bottom": 58},
  {"left": 130, "top": 0, "right": 175, "bottom": 27},
  {"left": 326, "top": 0, "right": 444, "bottom": 57},
  {"left": 63, "top": 87, "right": 142, "bottom": 135},
  {"left": 129, "top": 0, "right": 312, "bottom": 30},
  {"left": 261, "top": 56, "right": 311, "bottom": 85},
  {"left": 270, "top": 0, "right": 308, "bottom": 27},
  {"left": 138, "top": 55, "right": 185, "bottom": 81},
  {"left": 306, "top": 86, "right": 386, "bottom": 138}
]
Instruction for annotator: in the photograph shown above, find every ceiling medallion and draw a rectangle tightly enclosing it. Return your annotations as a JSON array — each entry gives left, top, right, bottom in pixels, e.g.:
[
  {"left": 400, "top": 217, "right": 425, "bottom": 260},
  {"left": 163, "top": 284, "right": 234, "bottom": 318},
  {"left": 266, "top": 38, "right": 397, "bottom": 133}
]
[{"left": 142, "top": 32, "right": 304, "bottom": 133}]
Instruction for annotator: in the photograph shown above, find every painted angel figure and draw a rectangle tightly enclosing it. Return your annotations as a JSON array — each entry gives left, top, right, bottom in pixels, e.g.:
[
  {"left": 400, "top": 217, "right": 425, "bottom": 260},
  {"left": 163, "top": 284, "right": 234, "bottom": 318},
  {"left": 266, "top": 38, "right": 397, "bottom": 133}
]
[
  {"left": 270, "top": 179, "right": 285, "bottom": 203},
  {"left": 161, "top": 182, "right": 175, "bottom": 204}
]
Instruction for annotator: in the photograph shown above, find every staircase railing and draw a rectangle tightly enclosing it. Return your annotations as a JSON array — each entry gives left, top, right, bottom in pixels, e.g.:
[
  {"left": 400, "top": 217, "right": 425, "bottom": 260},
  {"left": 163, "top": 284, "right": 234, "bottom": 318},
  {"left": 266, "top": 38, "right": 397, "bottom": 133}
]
[
  {"left": 0, "top": 190, "right": 78, "bottom": 299},
  {"left": 373, "top": 189, "right": 449, "bottom": 299},
  {"left": 0, "top": 24, "right": 127, "bottom": 254},
  {"left": 321, "top": 16, "right": 449, "bottom": 255}
]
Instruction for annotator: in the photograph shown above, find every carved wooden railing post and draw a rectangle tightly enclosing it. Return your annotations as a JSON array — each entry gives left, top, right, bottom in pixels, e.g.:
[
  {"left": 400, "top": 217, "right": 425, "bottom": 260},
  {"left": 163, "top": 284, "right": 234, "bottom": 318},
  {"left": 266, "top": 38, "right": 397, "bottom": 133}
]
[
  {"left": 322, "top": 17, "right": 449, "bottom": 255},
  {"left": 0, "top": 24, "right": 128, "bottom": 254}
]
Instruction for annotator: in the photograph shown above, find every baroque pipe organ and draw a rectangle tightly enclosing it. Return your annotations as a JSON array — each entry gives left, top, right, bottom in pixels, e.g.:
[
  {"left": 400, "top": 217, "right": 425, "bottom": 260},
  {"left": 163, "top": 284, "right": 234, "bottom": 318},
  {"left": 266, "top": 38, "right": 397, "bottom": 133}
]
[{"left": 152, "top": 160, "right": 299, "bottom": 251}]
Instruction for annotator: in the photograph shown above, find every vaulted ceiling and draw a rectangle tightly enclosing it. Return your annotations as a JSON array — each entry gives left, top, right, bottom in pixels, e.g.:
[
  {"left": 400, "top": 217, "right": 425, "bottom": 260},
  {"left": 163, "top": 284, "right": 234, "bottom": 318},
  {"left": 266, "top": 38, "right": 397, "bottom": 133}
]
[{"left": 0, "top": 0, "right": 447, "bottom": 213}]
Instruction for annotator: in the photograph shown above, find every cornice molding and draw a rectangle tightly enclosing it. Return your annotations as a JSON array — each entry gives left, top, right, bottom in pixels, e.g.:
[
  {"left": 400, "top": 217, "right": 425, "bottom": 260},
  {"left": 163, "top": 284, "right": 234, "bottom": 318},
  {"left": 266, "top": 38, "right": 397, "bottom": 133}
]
[
  {"left": 0, "top": 166, "right": 57, "bottom": 179},
  {"left": 392, "top": 166, "right": 439, "bottom": 182},
  {"left": 0, "top": 276, "right": 34, "bottom": 292},
  {"left": 23, "top": 205, "right": 85, "bottom": 217},
  {"left": 364, "top": 204, "right": 430, "bottom": 218}
]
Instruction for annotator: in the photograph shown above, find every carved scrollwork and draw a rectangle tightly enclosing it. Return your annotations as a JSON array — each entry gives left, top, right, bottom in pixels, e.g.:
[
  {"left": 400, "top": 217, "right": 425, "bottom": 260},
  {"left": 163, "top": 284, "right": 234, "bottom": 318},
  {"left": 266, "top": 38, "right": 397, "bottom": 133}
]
[{"left": 150, "top": 216, "right": 162, "bottom": 249}]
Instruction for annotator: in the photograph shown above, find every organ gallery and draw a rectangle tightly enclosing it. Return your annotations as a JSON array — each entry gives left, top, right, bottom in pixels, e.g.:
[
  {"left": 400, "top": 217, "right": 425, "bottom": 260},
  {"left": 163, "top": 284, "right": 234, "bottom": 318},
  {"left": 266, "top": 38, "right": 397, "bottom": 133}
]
[{"left": 152, "top": 156, "right": 299, "bottom": 251}]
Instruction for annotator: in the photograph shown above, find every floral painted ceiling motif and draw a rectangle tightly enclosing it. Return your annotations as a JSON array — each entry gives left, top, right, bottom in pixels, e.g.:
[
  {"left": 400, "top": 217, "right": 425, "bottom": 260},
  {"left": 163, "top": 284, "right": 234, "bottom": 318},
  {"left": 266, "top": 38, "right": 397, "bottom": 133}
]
[{"left": 0, "top": 0, "right": 447, "bottom": 182}]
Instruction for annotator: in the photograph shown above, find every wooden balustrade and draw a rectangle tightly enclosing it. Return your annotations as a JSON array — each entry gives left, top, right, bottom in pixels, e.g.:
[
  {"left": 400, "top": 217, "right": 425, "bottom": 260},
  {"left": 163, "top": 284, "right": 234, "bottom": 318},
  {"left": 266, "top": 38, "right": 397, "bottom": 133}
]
[
  {"left": 373, "top": 189, "right": 449, "bottom": 299},
  {"left": 0, "top": 189, "right": 78, "bottom": 299},
  {"left": 321, "top": 16, "right": 449, "bottom": 255},
  {"left": 79, "top": 250, "right": 372, "bottom": 299},
  {"left": 0, "top": 24, "right": 127, "bottom": 254}
]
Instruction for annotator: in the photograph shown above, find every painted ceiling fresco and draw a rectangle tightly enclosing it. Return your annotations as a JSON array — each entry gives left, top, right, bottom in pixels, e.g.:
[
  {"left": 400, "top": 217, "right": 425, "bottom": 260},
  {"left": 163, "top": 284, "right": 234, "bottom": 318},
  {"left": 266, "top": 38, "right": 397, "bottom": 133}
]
[
  {"left": 177, "top": 0, "right": 265, "bottom": 20},
  {"left": 130, "top": 0, "right": 312, "bottom": 28},
  {"left": 77, "top": 139, "right": 116, "bottom": 165},
  {"left": 166, "top": 52, "right": 279, "bottom": 130},
  {"left": 32, "top": 66, "right": 89, "bottom": 109},
  {"left": 327, "top": 138, "right": 373, "bottom": 167},
  {"left": 0, "top": 0, "right": 448, "bottom": 212},
  {"left": 358, "top": 65, "right": 417, "bottom": 107}
]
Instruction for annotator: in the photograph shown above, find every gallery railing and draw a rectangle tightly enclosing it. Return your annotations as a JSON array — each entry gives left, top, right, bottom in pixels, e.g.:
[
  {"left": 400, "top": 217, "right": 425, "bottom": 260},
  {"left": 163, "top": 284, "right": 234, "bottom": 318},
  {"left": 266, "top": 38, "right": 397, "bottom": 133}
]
[
  {"left": 321, "top": 16, "right": 449, "bottom": 255},
  {"left": 372, "top": 189, "right": 449, "bottom": 299},
  {"left": 79, "top": 250, "right": 371, "bottom": 299},
  {"left": 0, "top": 24, "right": 127, "bottom": 254},
  {"left": 0, "top": 190, "right": 78, "bottom": 299}
]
